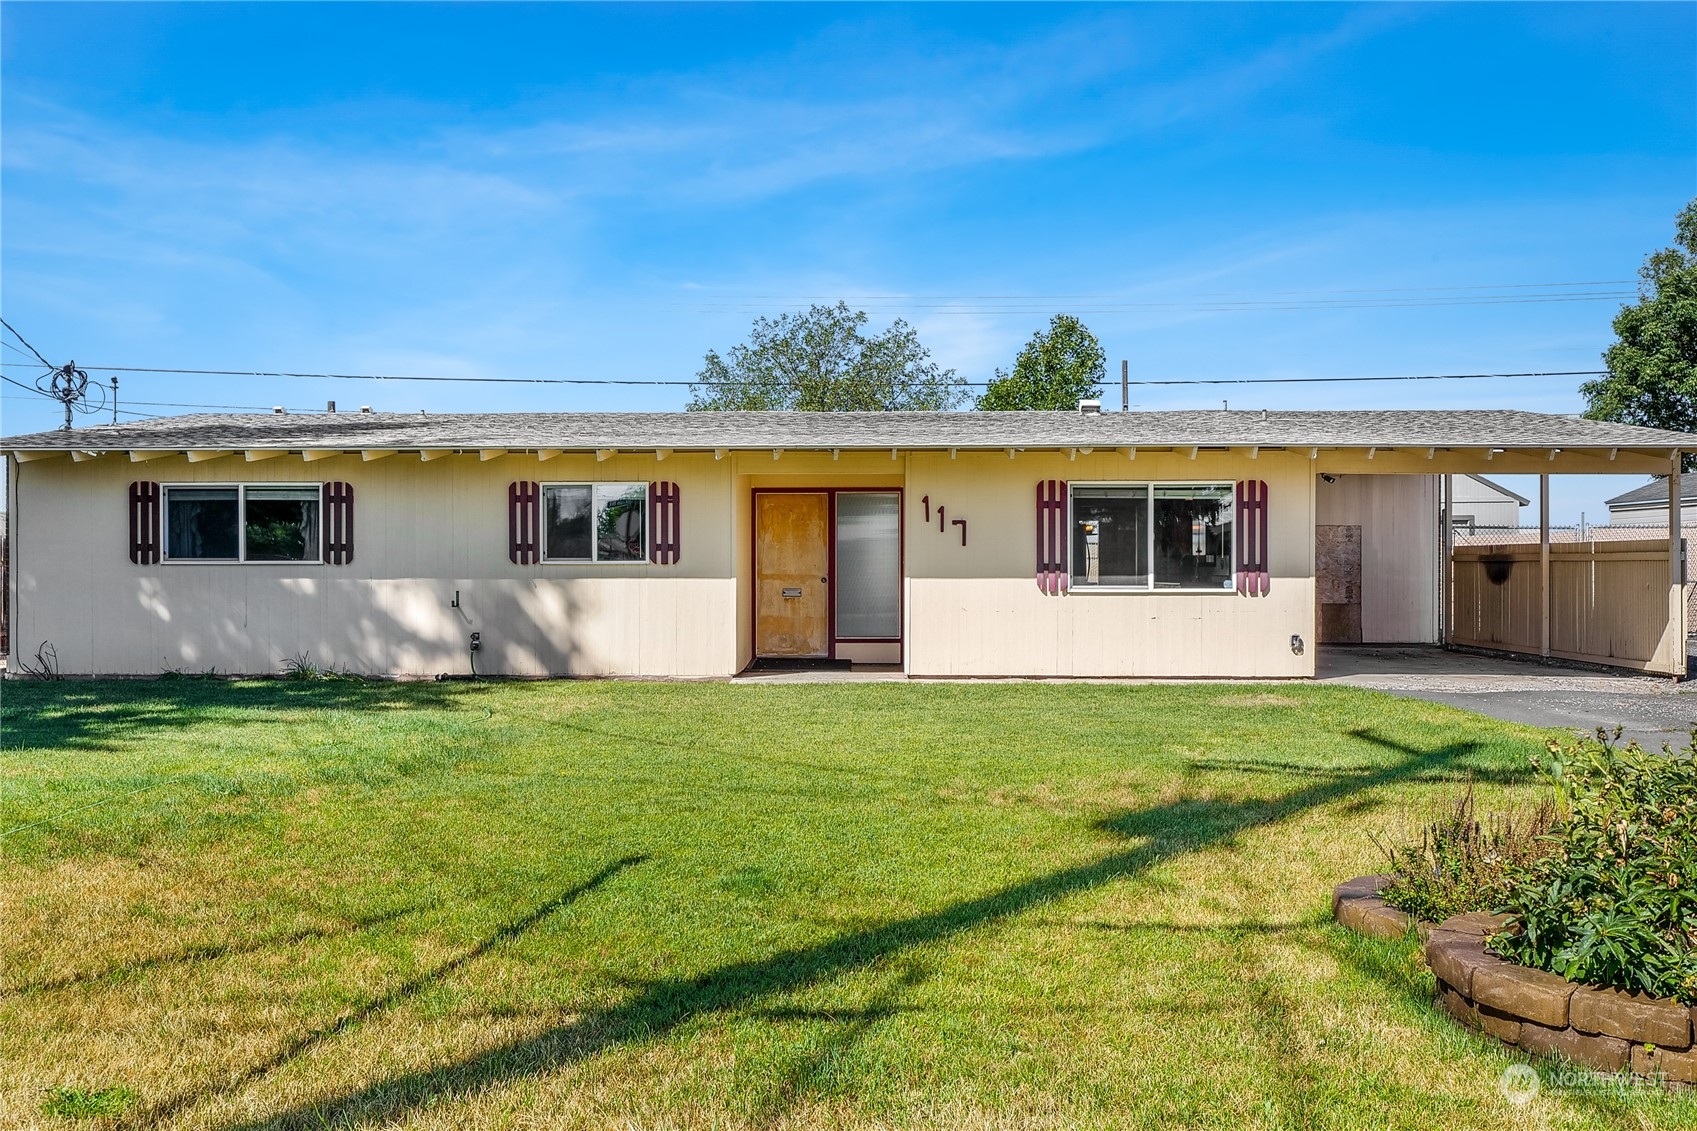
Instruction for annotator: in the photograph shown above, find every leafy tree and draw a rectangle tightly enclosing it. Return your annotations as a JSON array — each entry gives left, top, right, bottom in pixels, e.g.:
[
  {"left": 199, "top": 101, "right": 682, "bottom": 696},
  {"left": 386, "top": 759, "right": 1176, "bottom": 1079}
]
[
  {"left": 1582, "top": 198, "right": 1697, "bottom": 449},
  {"left": 687, "top": 301, "right": 965, "bottom": 411},
  {"left": 976, "top": 314, "right": 1106, "bottom": 411}
]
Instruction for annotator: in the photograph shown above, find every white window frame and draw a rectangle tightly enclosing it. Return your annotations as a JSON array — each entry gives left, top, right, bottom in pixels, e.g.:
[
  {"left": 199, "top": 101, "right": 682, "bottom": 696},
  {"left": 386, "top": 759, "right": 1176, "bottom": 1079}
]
[
  {"left": 540, "top": 482, "right": 650, "bottom": 564},
  {"left": 1068, "top": 481, "right": 1236, "bottom": 594},
  {"left": 161, "top": 483, "right": 325, "bottom": 565}
]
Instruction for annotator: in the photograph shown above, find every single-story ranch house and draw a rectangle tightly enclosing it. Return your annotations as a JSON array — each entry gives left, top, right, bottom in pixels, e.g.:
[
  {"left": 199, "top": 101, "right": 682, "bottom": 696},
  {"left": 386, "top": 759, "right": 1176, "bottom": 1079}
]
[{"left": 3, "top": 408, "right": 1692, "bottom": 679}]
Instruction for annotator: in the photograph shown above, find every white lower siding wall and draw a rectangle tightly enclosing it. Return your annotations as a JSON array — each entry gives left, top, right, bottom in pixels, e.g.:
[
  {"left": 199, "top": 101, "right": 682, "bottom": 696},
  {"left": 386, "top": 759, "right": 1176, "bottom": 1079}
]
[
  {"left": 16, "top": 573, "right": 739, "bottom": 678},
  {"left": 906, "top": 578, "right": 1317, "bottom": 678}
]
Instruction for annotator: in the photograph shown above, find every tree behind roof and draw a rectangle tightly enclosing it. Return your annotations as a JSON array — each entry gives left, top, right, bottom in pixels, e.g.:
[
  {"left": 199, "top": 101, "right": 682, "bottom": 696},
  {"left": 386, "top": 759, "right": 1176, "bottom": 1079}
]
[
  {"left": 687, "top": 302, "right": 965, "bottom": 411},
  {"left": 976, "top": 314, "right": 1106, "bottom": 411},
  {"left": 1582, "top": 198, "right": 1697, "bottom": 461}
]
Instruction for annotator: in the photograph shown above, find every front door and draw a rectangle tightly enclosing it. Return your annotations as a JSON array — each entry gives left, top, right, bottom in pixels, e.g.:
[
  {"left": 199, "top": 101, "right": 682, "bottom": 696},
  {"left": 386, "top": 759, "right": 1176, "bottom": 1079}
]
[{"left": 755, "top": 492, "right": 830, "bottom": 657}]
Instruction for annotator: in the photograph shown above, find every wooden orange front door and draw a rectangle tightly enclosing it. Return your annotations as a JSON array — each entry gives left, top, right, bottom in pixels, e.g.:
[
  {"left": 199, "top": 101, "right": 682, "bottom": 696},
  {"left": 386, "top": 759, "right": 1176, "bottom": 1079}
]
[{"left": 755, "top": 492, "right": 830, "bottom": 657}]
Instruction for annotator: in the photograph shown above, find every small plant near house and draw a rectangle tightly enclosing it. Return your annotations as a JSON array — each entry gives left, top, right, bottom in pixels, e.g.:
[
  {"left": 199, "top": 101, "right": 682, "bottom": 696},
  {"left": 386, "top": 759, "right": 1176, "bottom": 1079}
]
[
  {"left": 19, "top": 640, "right": 62, "bottom": 680},
  {"left": 278, "top": 651, "right": 365, "bottom": 682},
  {"left": 1492, "top": 731, "right": 1697, "bottom": 1004},
  {"left": 41, "top": 1085, "right": 135, "bottom": 1119},
  {"left": 1373, "top": 781, "right": 1559, "bottom": 925}
]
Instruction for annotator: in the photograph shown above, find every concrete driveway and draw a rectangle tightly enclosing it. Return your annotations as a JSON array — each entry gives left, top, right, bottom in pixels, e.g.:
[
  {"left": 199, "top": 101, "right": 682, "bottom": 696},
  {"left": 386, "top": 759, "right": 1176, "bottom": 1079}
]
[{"left": 1318, "top": 645, "right": 1697, "bottom": 749}]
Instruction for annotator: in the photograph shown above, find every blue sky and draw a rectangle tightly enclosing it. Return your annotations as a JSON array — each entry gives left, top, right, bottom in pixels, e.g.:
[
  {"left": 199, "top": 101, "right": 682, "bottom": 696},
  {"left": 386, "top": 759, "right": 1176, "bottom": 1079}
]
[{"left": 2, "top": 2, "right": 1693, "bottom": 520}]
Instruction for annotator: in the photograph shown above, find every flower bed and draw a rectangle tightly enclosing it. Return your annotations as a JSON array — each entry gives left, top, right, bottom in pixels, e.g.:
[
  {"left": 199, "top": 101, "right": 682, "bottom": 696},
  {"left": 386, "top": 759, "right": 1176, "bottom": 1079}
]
[{"left": 1333, "top": 875, "right": 1697, "bottom": 1085}]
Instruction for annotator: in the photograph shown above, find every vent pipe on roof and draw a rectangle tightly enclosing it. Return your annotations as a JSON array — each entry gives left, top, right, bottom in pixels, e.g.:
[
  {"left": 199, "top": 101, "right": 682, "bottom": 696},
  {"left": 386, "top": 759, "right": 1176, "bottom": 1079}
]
[
  {"left": 1078, "top": 399, "right": 1101, "bottom": 415},
  {"left": 360, "top": 406, "right": 372, "bottom": 413},
  {"left": 272, "top": 406, "right": 285, "bottom": 414},
  {"left": 327, "top": 400, "right": 336, "bottom": 413}
]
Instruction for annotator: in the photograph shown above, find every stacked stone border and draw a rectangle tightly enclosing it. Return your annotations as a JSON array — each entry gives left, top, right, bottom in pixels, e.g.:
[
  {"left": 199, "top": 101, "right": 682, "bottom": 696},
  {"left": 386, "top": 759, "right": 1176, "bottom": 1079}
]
[{"left": 1333, "top": 875, "right": 1697, "bottom": 1087}]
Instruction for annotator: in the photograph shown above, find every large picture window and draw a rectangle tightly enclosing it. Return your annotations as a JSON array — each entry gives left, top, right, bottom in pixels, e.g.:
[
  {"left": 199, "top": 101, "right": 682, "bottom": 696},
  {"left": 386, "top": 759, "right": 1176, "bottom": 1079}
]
[
  {"left": 543, "top": 483, "right": 647, "bottom": 562},
  {"left": 164, "top": 485, "right": 321, "bottom": 562},
  {"left": 1070, "top": 483, "right": 1233, "bottom": 591}
]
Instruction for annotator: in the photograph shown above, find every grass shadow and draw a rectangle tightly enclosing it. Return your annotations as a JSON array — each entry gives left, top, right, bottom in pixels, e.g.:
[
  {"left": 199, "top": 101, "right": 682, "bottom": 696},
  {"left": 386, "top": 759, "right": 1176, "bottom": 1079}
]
[
  {"left": 4, "top": 904, "right": 423, "bottom": 997},
  {"left": 210, "top": 729, "right": 1485, "bottom": 1130},
  {"left": 138, "top": 854, "right": 646, "bottom": 1128}
]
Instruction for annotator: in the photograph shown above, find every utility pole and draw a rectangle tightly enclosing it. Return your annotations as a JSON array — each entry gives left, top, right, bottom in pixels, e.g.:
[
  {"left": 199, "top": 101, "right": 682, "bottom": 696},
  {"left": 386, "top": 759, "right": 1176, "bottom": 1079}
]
[{"left": 48, "top": 362, "right": 91, "bottom": 431}]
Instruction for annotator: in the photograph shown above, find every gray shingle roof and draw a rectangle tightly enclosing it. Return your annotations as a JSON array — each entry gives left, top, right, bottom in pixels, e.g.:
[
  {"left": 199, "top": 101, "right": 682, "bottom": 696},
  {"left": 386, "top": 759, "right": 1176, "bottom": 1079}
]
[
  {"left": 1606, "top": 477, "right": 1697, "bottom": 508},
  {"left": 1, "top": 409, "right": 1693, "bottom": 452}
]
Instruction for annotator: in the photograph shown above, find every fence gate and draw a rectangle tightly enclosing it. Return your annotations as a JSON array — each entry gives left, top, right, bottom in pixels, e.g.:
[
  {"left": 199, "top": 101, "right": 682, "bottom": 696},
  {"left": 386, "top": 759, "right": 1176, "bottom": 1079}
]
[{"left": 1450, "top": 538, "right": 1688, "bottom": 676}]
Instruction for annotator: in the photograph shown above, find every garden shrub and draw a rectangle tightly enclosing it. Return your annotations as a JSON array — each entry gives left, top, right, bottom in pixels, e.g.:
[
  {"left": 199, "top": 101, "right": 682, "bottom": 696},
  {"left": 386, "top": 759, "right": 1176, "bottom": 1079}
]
[
  {"left": 1376, "top": 782, "right": 1557, "bottom": 924},
  {"left": 1492, "top": 732, "right": 1697, "bottom": 1004}
]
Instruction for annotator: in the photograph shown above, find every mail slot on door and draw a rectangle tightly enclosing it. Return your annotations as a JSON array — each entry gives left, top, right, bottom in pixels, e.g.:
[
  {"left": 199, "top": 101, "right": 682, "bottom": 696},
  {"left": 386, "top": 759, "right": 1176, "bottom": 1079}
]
[{"left": 781, "top": 587, "right": 804, "bottom": 598}]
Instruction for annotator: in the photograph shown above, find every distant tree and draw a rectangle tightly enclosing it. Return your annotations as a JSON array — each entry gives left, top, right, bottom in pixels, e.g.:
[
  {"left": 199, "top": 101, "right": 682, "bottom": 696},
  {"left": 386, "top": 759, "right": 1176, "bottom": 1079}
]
[
  {"left": 1582, "top": 198, "right": 1697, "bottom": 454},
  {"left": 687, "top": 302, "right": 965, "bottom": 411},
  {"left": 976, "top": 314, "right": 1106, "bottom": 411}
]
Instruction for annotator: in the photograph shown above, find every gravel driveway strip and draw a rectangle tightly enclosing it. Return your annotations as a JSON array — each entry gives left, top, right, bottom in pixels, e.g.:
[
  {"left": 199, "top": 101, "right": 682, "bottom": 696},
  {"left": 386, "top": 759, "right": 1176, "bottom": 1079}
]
[{"left": 1319, "top": 645, "right": 1697, "bottom": 749}]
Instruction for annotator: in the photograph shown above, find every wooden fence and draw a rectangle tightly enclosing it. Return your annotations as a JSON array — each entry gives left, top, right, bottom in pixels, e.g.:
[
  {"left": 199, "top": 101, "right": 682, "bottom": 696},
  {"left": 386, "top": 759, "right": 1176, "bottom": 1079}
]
[{"left": 1450, "top": 538, "right": 1687, "bottom": 676}]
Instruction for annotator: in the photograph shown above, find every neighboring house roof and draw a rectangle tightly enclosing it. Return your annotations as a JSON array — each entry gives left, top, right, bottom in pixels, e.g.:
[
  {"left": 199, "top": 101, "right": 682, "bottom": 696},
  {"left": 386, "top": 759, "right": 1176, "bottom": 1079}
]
[
  {"left": 1461, "top": 474, "right": 1530, "bottom": 505},
  {"left": 1606, "top": 477, "right": 1697, "bottom": 510},
  {"left": 2, "top": 409, "right": 1694, "bottom": 453}
]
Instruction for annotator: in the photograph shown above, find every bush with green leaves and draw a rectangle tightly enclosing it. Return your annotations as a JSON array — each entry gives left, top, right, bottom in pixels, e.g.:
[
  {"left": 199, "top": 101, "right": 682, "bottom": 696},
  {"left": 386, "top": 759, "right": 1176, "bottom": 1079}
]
[
  {"left": 1375, "top": 783, "right": 1558, "bottom": 925},
  {"left": 1491, "top": 732, "right": 1697, "bottom": 1004}
]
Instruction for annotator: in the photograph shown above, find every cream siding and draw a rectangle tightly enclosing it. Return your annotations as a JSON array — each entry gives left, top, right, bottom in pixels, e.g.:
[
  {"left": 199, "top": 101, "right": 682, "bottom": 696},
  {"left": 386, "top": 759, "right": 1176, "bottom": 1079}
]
[
  {"left": 11, "top": 452, "right": 740, "bottom": 678},
  {"left": 902, "top": 450, "right": 1316, "bottom": 677},
  {"left": 1314, "top": 473, "right": 1439, "bottom": 644},
  {"left": 9, "top": 446, "right": 1433, "bottom": 680}
]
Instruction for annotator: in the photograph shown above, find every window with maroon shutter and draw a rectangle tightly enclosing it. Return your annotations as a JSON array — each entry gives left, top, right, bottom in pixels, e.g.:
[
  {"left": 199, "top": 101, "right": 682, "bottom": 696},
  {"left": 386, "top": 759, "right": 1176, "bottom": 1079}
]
[
  {"left": 129, "top": 481, "right": 161, "bottom": 564},
  {"left": 649, "top": 480, "right": 681, "bottom": 565},
  {"left": 322, "top": 482, "right": 355, "bottom": 565},
  {"left": 509, "top": 481, "right": 541, "bottom": 565},
  {"left": 1235, "top": 479, "right": 1270, "bottom": 596},
  {"left": 1036, "top": 479, "right": 1068, "bottom": 595}
]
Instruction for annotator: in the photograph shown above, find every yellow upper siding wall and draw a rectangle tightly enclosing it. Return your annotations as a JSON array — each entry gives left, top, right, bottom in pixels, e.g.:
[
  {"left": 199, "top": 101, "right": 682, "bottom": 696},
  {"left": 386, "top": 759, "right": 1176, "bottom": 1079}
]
[
  {"left": 903, "top": 449, "right": 1315, "bottom": 677},
  {"left": 9, "top": 446, "right": 1319, "bottom": 678}
]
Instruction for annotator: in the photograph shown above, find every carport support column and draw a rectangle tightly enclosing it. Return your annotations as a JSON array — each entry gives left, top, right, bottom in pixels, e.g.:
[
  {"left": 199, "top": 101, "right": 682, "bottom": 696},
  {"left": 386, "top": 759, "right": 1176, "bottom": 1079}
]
[
  {"left": 1671, "top": 454, "right": 1685, "bottom": 677},
  {"left": 1441, "top": 474, "right": 1454, "bottom": 645},
  {"left": 1540, "top": 475, "right": 1551, "bottom": 658}
]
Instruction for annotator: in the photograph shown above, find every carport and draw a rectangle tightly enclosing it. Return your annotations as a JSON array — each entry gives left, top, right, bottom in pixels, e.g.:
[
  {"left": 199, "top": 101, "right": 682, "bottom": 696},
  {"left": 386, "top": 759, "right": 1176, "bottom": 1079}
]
[{"left": 1311, "top": 422, "right": 1688, "bottom": 678}]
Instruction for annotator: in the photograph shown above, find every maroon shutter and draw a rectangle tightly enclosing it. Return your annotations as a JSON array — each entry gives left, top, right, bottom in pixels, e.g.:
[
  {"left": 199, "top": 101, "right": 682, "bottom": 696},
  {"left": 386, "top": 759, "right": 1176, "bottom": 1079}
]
[
  {"left": 1036, "top": 480, "right": 1068, "bottom": 595},
  {"left": 129, "top": 481, "right": 161, "bottom": 564},
  {"left": 649, "top": 481, "right": 681, "bottom": 565},
  {"left": 509, "top": 481, "right": 541, "bottom": 565},
  {"left": 322, "top": 482, "right": 355, "bottom": 565},
  {"left": 1235, "top": 480, "right": 1270, "bottom": 596}
]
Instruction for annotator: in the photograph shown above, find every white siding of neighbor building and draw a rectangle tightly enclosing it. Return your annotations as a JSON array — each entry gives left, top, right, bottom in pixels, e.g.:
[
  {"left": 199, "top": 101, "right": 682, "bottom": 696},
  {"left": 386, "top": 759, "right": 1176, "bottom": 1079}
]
[
  {"left": 1314, "top": 474, "right": 1439, "bottom": 644},
  {"left": 1607, "top": 500, "right": 1697, "bottom": 526},
  {"left": 10, "top": 447, "right": 1326, "bottom": 678},
  {"left": 1449, "top": 475, "right": 1526, "bottom": 531}
]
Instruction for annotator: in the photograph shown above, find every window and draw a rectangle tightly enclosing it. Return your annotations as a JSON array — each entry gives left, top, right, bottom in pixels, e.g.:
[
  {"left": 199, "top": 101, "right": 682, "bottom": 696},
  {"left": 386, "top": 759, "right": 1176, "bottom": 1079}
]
[
  {"left": 164, "top": 485, "right": 321, "bottom": 563},
  {"left": 834, "top": 492, "right": 901, "bottom": 639},
  {"left": 1070, "top": 483, "right": 1234, "bottom": 591},
  {"left": 543, "top": 483, "right": 647, "bottom": 562}
]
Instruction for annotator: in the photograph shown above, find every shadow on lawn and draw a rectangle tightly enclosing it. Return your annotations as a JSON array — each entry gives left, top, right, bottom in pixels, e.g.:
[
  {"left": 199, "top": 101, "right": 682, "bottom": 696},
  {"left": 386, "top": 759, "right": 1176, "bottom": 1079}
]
[
  {"left": 197, "top": 731, "right": 1486, "bottom": 1131},
  {"left": 0, "top": 680, "right": 492, "bottom": 755},
  {"left": 5, "top": 905, "right": 422, "bottom": 997},
  {"left": 136, "top": 855, "right": 647, "bottom": 1129}
]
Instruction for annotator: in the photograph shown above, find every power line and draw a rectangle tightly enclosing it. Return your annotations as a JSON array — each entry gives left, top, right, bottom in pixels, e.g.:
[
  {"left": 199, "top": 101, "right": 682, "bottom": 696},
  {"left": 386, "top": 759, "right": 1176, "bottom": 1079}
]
[
  {"left": 680, "top": 280, "right": 1637, "bottom": 301},
  {"left": 0, "top": 360, "right": 1607, "bottom": 391},
  {"left": 0, "top": 318, "right": 55, "bottom": 369}
]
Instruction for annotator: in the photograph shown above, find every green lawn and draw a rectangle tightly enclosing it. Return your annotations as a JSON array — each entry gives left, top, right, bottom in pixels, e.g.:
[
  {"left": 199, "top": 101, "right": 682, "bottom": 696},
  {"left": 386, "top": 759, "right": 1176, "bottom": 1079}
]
[{"left": 0, "top": 679, "right": 1687, "bottom": 1130}]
